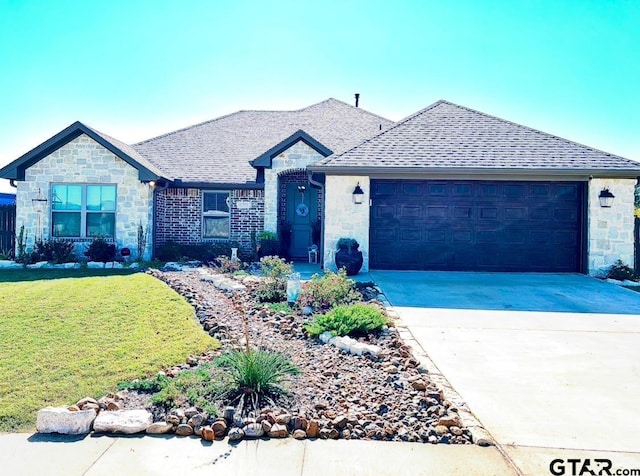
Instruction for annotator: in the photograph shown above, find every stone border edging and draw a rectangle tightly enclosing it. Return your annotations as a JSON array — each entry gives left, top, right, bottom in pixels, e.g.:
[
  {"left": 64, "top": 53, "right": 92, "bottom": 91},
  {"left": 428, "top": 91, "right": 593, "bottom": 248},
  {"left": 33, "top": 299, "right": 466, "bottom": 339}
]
[{"left": 380, "top": 298, "right": 494, "bottom": 447}]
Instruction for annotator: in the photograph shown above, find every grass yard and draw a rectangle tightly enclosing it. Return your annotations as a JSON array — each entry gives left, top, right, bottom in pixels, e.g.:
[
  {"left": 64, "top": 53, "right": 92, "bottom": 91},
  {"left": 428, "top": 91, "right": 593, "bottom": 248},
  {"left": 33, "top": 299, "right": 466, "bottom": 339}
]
[{"left": 0, "top": 270, "right": 219, "bottom": 432}]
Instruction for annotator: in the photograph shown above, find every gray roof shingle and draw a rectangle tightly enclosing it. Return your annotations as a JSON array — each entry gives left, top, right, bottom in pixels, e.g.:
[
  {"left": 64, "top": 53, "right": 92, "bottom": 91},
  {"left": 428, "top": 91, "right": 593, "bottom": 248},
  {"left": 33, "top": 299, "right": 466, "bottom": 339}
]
[
  {"left": 312, "top": 100, "right": 640, "bottom": 175},
  {"left": 134, "top": 98, "right": 393, "bottom": 184}
]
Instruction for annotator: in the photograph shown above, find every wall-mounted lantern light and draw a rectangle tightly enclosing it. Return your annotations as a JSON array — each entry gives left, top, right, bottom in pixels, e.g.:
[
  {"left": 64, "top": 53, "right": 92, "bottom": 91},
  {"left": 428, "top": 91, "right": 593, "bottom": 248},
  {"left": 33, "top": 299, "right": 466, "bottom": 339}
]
[
  {"left": 598, "top": 188, "right": 615, "bottom": 208},
  {"left": 352, "top": 182, "right": 365, "bottom": 204}
]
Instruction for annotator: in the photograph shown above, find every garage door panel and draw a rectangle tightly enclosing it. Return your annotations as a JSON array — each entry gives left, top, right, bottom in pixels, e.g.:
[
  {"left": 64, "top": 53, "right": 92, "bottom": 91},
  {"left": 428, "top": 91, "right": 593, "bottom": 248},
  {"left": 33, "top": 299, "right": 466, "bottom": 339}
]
[
  {"left": 400, "top": 228, "right": 422, "bottom": 242},
  {"left": 370, "top": 180, "right": 583, "bottom": 272},
  {"left": 427, "top": 230, "right": 447, "bottom": 242},
  {"left": 427, "top": 207, "right": 447, "bottom": 218},
  {"left": 452, "top": 230, "right": 472, "bottom": 243}
]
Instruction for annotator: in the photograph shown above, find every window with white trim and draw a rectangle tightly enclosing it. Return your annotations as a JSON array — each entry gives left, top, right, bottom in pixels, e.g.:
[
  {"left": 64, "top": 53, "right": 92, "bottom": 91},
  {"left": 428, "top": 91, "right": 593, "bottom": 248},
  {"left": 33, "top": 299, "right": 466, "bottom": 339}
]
[
  {"left": 51, "top": 184, "right": 116, "bottom": 238},
  {"left": 202, "top": 191, "right": 230, "bottom": 239}
]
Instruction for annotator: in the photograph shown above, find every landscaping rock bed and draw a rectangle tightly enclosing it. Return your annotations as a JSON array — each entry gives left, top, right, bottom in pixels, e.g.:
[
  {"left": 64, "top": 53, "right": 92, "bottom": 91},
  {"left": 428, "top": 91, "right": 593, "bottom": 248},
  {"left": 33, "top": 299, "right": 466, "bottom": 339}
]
[{"left": 139, "top": 268, "right": 473, "bottom": 445}]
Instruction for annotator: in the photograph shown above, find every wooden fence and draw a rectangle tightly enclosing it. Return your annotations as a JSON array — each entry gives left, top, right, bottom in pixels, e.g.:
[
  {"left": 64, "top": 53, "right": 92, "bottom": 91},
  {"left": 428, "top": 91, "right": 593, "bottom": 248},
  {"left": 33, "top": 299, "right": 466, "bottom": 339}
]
[{"left": 0, "top": 205, "right": 16, "bottom": 255}]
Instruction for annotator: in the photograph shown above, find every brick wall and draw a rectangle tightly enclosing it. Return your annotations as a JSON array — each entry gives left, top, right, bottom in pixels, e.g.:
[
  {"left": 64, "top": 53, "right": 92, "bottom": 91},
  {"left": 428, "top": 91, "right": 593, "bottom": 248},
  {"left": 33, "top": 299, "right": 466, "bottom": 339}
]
[
  {"left": 154, "top": 187, "right": 264, "bottom": 254},
  {"left": 277, "top": 170, "right": 323, "bottom": 226},
  {"left": 230, "top": 189, "right": 265, "bottom": 250},
  {"left": 155, "top": 188, "right": 202, "bottom": 245}
]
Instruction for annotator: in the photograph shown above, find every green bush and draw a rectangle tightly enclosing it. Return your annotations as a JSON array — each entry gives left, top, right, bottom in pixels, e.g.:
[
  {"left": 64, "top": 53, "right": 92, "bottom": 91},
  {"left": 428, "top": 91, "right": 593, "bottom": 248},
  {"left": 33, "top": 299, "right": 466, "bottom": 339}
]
[
  {"left": 607, "top": 259, "right": 637, "bottom": 281},
  {"left": 118, "top": 374, "right": 169, "bottom": 393},
  {"left": 296, "top": 269, "right": 361, "bottom": 310},
  {"left": 30, "top": 239, "right": 76, "bottom": 264},
  {"left": 256, "top": 256, "right": 293, "bottom": 302},
  {"left": 304, "top": 303, "right": 387, "bottom": 338},
  {"left": 85, "top": 237, "right": 116, "bottom": 262},
  {"left": 156, "top": 240, "right": 240, "bottom": 263},
  {"left": 267, "top": 302, "right": 293, "bottom": 315},
  {"left": 215, "top": 256, "right": 244, "bottom": 273},
  {"left": 216, "top": 348, "right": 299, "bottom": 402},
  {"left": 146, "top": 364, "right": 225, "bottom": 416},
  {"left": 156, "top": 241, "right": 183, "bottom": 261}
]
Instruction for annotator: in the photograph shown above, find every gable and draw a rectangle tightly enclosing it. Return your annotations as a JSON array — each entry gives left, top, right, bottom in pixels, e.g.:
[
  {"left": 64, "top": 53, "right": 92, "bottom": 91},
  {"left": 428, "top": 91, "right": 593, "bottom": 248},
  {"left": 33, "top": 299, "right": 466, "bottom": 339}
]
[
  {"left": 0, "top": 122, "right": 165, "bottom": 182},
  {"left": 250, "top": 130, "right": 333, "bottom": 168}
]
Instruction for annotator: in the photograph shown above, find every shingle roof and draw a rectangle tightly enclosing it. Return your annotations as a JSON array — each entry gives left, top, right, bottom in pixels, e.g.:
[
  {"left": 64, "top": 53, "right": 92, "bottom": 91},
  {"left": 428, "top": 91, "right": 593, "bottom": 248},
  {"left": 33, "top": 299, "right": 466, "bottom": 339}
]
[
  {"left": 134, "top": 98, "right": 393, "bottom": 185},
  {"left": 312, "top": 100, "right": 640, "bottom": 175}
]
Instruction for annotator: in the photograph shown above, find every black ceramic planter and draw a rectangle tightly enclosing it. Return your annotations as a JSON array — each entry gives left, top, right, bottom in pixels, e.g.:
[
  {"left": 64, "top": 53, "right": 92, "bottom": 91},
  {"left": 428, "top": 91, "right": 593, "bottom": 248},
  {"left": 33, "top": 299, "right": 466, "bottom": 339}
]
[{"left": 335, "top": 249, "right": 363, "bottom": 276}]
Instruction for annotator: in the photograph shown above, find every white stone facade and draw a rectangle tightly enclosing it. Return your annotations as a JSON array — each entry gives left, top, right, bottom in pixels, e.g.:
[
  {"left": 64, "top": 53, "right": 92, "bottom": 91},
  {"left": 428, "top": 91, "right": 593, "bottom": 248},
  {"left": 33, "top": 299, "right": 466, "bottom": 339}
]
[
  {"left": 323, "top": 175, "right": 370, "bottom": 272},
  {"left": 16, "top": 134, "right": 154, "bottom": 260},
  {"left": 587, "top": 178, "right": 636, "bottom": 276},
  {"left": 263, "top": 141, "right": 324, "bottom": 233}
]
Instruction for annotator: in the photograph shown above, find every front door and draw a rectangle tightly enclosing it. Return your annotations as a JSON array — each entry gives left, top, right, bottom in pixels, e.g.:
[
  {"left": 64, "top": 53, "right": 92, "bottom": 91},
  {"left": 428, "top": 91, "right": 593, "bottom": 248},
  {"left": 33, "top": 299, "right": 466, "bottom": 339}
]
[{"left": 286, "top": 183, "right": 318, "bottom": 259}]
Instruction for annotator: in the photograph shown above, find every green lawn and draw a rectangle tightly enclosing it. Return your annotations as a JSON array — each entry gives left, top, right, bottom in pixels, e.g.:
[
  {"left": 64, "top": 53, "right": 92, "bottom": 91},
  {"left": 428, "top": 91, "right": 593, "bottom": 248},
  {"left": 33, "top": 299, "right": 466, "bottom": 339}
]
[{"left": 0, "top": 270, "right": 219, "bottom": 432}]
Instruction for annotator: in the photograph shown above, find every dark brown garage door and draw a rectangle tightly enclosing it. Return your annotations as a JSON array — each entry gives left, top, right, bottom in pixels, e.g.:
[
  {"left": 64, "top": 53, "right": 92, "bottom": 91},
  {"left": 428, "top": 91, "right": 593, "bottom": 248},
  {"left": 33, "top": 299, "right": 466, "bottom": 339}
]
[{"left": 370, "top": 180, "right": 584, "bottom": 272}]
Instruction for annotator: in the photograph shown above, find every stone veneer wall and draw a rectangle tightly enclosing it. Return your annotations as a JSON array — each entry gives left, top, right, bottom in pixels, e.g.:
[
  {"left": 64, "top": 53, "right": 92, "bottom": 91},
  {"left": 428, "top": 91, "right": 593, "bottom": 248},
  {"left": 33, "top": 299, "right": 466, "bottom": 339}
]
[
  {"left": 587, "top": 178, "right": 636, "bottom": 276},
  {"left": 264, "top": 141, "right": 325, "bottom": 233},
  {"left": 154, "top": 187, "right": 263, "bottom": 253},
  {"left": 16, "top": 134, "right": 153, "bottom": 260},
  {"left": 323, "top": 175, "right": 370, "bottom": 272}
]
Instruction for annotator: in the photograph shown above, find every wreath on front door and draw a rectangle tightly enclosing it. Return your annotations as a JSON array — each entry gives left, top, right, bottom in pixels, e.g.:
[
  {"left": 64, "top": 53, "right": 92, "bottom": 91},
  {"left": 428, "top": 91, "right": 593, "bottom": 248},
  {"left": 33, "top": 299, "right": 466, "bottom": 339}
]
[{"left": 296, "top": 203, "right": 309, "bottom": 217}]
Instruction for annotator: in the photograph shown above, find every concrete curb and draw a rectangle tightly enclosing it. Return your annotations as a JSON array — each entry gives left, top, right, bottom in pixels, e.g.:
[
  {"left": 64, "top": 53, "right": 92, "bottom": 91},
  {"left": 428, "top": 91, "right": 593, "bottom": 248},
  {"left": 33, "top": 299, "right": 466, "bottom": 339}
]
[{"left": 381, "top": 299, "right": 495, "bottom": 447}]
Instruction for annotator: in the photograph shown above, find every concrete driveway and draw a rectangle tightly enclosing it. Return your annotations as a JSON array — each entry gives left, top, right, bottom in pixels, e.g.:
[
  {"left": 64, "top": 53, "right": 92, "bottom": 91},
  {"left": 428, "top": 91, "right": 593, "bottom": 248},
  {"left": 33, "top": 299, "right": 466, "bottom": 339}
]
[{"left": 370, "top": 271, "right": 640, "bottom": 475}]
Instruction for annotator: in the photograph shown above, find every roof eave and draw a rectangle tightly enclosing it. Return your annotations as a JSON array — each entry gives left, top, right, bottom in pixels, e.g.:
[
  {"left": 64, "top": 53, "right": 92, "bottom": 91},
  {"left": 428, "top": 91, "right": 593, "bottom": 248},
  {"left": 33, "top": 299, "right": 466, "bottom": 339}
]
[
  {"left": 169, "top": 180, "right": 264, "bottom": 190},
  {"left": 306, "top": 165, "right": 640, "bottom": 179}
]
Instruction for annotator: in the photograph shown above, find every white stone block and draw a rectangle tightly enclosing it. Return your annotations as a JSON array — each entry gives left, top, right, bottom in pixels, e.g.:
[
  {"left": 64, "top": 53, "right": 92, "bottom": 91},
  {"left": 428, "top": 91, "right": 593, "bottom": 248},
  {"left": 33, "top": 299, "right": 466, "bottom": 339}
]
[
  {"left": 0, "top": 260, "right": 21, "bottom": 269},
  {"left": 319, "top": 331, "right": 333, "bottom": 344},
  {"left": 87, "top": 261, "right": 105, "bottom": 269},
  {"left": 37, "top": 407, "right": 97, "bottom": 434},
  {"left": 27, "top": 261, "right": 50, "bottom": 269},
  {"left": 93, "top": 409, "right": 152, "bottom": 434},
  {"left": 365, "top": 345, "right": 382, "bottom": 357}
]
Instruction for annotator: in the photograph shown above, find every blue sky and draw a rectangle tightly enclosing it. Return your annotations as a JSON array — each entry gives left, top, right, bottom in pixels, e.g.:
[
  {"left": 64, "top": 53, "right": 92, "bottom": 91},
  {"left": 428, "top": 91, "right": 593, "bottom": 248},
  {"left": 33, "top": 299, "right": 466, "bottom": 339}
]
[{"left": 0, "top": 0, "right": 638, "bottom": 193}]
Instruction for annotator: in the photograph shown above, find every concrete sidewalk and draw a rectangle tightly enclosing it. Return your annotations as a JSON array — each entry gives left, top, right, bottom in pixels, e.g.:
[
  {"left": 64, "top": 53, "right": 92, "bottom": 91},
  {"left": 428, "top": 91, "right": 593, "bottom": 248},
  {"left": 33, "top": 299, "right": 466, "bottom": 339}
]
[{"left": 2, "top": 433, "right": 517, "bottom": 476}]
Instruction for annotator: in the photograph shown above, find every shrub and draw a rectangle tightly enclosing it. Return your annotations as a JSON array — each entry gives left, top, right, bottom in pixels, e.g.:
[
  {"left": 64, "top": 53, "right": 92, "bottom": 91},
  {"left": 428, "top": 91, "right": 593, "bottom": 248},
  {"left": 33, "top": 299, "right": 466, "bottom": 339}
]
[
  {"left": 216, "top": 348, "right": 299, "bottom": 407},
  {"left": 257, "top": 230, "right": 280, "bottom": 257},
  {"left": 139, "top": 364, "right": 226, "bottom": 416},
  {"left": 85, "top": 237, "right": 116, "bottom": 262},
  {"left": 118, "top": 374, "right": 169, "bottom": 394},
  {"left": 607, "top": 260, "right": 637, "bottom": 281},
  {"left": 296, "top": 269, "right": 361, "bottom": 310},
  {"left": 16, "top": 225, "right": 27, "bottom": 263},
  {"left": 304, "top": 303, "right": 387, "bottom": 338},
  {"left": 156, "top": 240, "right": 240, "bottom": 263},
  {"left": 136, "top": 222, "right": 149, "bottom": 261},
  {"left": 256, "top": 256, "right": 293, "bottom": 302},
  {"left": 215, "top": 256, "right": 244, "bottom": 274},
  {"left": 30, "top": 239, "right": 76, "bottom": 264},
  {"left": 156, "top": 241, "right": 182, "bottom": 261},
  {"left": 267, "top": 302, "right": 293, "bottom": 315}
]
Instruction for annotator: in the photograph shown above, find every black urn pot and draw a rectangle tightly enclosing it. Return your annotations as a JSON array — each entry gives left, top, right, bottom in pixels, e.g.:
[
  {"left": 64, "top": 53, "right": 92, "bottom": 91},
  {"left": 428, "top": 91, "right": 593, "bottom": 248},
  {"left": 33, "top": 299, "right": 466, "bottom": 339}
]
[{"left": 335, "top": 248, "right": 363, "bottom": 276}]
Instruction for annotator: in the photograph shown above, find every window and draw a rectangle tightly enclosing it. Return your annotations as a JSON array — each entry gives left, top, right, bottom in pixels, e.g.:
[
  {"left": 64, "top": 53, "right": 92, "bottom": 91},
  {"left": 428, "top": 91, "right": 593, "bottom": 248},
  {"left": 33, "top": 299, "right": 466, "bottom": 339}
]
[
  {"left": 202, "top": 191, "right": 230, "bottom": 239},
  {"left": 51, "top": 184, "right": 116, "bottom": 238}
]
